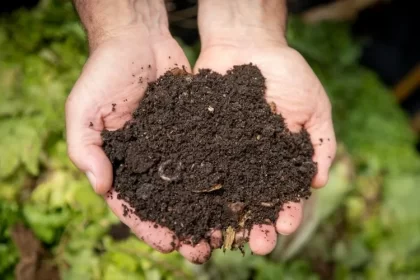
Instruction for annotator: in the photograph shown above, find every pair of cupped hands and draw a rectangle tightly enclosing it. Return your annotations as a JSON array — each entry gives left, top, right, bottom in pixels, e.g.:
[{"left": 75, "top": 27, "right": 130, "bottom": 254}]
[{"left": 65, "top": 17, "right": 336, "bottom": 264}]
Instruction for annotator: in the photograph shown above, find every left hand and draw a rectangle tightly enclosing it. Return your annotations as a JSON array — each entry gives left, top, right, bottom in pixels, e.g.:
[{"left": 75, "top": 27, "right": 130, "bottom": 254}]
[{"left": 67, "top": 0, "right": 216, "bottom": 264}]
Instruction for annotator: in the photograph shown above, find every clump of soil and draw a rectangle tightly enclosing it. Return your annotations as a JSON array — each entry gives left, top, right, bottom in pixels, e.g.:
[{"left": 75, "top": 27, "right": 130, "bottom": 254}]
[{"left": 102, "top": 64, "right": 316, "bottom": 246}]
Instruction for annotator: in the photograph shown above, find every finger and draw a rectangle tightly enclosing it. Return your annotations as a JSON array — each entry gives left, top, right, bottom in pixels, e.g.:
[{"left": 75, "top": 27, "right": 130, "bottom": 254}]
[
  {"left": 133, "top": 221, "right": 179, "bottom": 253},
  {"left": 178, "top": 239, "right": 212, "bottom": 264},
  {"left": 105, "top": 190, "right": 179, "bottom": 253},
  {"left": 235, "top": 229, "right": 250, "bottom": 246},
  {"left": 276, "top": 201, "right": 304, "bottom": 235},
  {"left": 249, "top": 224, "right": 277, "bottom": 255},
  {"left": 208, "top": 229, "right": 223, "bottom": 249},
  {"left": 81, "top": 145, "right": 114, "bottom": 194},
  {"left": 306, "top": 109, "right": 336, "bottom": 188}
]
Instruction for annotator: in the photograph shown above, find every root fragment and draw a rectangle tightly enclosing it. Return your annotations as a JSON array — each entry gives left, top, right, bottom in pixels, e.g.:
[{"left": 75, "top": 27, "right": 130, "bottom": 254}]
[
  {"left": 269, "top": 101, "right": 276, "bottom": 113},
  {"left": 223, "top": 226, "right": 235, "bottom": 251},
  {"left": 238, "top": 210, "right": 251, "bottom": 228},
  {"left": 170, "top": 67, "right": 189, "bottom": 76},
  {"left": 260, "top": 202, "right": 275, "bottom": 207},
  {"left": 228, "top": 202, "right": 245, "bottom": 214},
  {"left": 192, "top": 184, "right": 222, "bottom": 193}
]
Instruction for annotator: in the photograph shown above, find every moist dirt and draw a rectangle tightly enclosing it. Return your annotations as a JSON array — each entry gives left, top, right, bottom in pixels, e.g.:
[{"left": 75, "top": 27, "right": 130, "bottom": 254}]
[{"left": 102, "top": 64, "right": 316, "bottom": 246}]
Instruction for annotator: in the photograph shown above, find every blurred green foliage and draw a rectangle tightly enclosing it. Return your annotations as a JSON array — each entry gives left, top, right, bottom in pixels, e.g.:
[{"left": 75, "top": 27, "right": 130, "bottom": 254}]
[
  {"left": 0, "top": 1, "right": 419, "bottom": 279},
  {"left": 286, "top": 18, "right": 420, "bottom": 279}
]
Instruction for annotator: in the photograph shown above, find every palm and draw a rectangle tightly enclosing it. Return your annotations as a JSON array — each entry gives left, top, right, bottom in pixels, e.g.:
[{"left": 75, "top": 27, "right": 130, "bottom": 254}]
[
  {"left": 195, "top": 45, "right": 335, "bottom": 185},
  {"left": 68, "top": 36, "right": 188, "bottom": 131},
  {"left": 195, "top": 46, "right": 322, "bottom": 129},
  {"left": 194, "top": 44, "right": 336, "bottom": 254},
  {"left": 66, "top": 34, "right": 215, "bottom": 261}
]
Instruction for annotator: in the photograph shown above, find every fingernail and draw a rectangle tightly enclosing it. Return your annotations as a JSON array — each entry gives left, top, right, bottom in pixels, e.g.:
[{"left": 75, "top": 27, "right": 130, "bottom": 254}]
[{"left": 86, "top": 172, "right": 96, "bottom": 191}]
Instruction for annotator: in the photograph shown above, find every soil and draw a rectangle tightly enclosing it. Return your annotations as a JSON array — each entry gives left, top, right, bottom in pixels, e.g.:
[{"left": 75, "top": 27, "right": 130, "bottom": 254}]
[{"left": 102, "top": 64, "right": 316, "bottom": 246}]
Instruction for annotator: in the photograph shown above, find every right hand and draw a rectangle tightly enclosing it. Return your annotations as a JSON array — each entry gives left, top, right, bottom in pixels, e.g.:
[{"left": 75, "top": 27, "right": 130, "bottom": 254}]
[{"left": 194, "top": 0, "right": 336, "bottom": 256}]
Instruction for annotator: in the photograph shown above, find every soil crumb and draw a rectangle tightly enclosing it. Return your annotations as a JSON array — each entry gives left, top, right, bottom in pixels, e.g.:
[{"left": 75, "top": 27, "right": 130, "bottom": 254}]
[{"left": 102, "top": 64, "right": 316, "bottom": 245}]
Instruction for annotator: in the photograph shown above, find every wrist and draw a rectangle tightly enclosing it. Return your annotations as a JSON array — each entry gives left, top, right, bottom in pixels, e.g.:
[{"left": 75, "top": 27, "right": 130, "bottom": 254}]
[
  {"left": 198, "top": 0, "right": 288, "bottom": 50},
  {"left": 74, "top": 0, "right": 170, "bottom": 51}
]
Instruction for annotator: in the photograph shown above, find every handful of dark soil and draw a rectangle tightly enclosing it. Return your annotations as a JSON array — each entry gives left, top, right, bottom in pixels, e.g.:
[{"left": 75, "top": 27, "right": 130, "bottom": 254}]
[{"left": 102, "top": 64, "right": 316, "bottom": 247}]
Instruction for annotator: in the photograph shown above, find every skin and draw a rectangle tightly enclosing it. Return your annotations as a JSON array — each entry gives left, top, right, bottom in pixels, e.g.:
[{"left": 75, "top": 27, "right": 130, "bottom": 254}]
[{"left": 67, "top": 0, "right": 336, "bottom": 264}]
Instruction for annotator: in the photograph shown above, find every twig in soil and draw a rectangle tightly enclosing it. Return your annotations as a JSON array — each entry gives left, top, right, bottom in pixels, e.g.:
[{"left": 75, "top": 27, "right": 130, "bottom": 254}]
[
  {"left": 223, "top": 226, "right": 235, "bottom": 251},
  {"left": 238, "top": 211, "right": 251, "bottom": 228},
  {"left": 269, "top": 101, "right": 277, "bottom": 113},
  {"left": 260, "top": 202, "right": 275, "bottom": 207},
  {"left": 192, "top": 184, "right": 222, "bottom": 193}
]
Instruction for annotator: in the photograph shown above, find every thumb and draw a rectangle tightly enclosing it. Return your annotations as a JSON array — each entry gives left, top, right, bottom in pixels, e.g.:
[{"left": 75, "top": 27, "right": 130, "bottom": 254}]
[
  {"left": 306, "top": 103, "right": 336, "bottom": 188},
  {"left": 70, "top": 143, "right": 113, "bottom": 195},
  {"left": 66, "top": 98, "right": 113, "bottom": 194}
]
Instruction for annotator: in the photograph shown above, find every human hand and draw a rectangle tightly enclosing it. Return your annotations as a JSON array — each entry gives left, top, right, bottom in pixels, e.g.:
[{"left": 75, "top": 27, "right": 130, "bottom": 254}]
[
  {"left": 66, "top": 0, "right": 215, "bottom": 264},
  {"left": 195, "top": 0, "right": 337, "bottom": 255}
]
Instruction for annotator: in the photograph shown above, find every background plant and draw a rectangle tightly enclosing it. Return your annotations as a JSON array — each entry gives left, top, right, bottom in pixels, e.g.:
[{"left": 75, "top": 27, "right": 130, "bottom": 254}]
[{"left": 1, "top": 1, "right": 419, "bottom": 279}]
